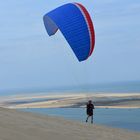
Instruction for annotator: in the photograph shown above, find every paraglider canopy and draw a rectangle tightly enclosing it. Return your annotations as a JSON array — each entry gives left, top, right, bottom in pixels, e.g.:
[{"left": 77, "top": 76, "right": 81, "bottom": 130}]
[{"left": 43, "top": 3, "right": 95, "bottom": 62}]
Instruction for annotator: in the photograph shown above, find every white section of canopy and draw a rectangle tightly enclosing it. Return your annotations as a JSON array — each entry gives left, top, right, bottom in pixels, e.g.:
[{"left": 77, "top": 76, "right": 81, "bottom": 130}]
[{"left": 43, "top": 15, "right": 58, "bottom": 36}]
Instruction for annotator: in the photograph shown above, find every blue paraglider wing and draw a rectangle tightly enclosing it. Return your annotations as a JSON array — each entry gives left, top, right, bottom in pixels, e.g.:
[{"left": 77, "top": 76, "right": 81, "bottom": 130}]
[{"left": 43, "top": 3, "right": 95, "bottom": 61}]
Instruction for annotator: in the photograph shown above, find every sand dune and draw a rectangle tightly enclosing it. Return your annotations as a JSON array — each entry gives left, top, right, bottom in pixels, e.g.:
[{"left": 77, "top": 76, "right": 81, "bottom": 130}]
[{"left": 0, "top": 107, "right": 140, "bottom": 140}]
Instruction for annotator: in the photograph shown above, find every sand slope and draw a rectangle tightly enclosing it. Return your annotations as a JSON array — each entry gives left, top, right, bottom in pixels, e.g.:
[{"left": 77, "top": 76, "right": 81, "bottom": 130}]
[{"left": 0, "top": 107, "right": 139, "bottom": 140}]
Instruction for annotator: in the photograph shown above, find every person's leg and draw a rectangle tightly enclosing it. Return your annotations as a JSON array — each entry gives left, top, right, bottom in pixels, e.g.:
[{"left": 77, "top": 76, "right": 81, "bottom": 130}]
[
  {"left": 86, "top": 115, "right": 89, "bottom": 122},
  {"left": 91, "top": 115, "right": 93, "bottom": 123}
]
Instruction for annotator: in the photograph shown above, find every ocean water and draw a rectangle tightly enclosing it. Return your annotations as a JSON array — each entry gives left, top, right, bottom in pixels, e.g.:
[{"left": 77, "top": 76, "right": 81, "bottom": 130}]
[
  {"left": 21, "top": 108, "right": 140, "bottom": 132},
  {"left": 1, "top": 81, "right": 140, "bottom": 96}
]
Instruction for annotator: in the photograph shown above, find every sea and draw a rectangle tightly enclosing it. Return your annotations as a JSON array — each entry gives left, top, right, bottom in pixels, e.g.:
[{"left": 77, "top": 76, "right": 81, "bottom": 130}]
[
  {"left": 1, "top": 81, "right": 140, "bottom": 96},
  {"left": 21, "top": 108, "right": 140, "bottom": 132}
]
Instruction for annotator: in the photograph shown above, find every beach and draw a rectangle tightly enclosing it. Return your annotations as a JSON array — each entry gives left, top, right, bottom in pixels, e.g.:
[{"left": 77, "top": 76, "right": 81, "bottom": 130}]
[
  {"left": 0, "top": 107, "right": 140, "bottom": 140},
  {"left": 1, "top": 93, "right": 140, "bottom": 109}
]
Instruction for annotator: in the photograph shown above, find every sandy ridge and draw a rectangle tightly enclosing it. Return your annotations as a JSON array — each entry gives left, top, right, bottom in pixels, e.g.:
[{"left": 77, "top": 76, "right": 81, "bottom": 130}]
[{"left": 0, "top": 107, "right": 140, "bottom": 140}]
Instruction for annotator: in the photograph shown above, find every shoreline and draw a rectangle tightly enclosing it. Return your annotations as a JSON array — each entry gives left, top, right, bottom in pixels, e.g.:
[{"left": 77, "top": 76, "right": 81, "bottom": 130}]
[{"left": 0, "top": 93, "right": 140, "bottom": 109}]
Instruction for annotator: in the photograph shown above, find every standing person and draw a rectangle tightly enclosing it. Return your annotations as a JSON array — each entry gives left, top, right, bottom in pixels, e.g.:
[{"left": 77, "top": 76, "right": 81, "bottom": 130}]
[{"left": 86, "top": 100, "right": 95, "bottom": 123}]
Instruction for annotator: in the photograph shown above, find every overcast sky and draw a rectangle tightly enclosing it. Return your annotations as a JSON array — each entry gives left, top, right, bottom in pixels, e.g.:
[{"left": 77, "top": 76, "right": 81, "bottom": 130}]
[{"left": 0, "top": 0, "right": 140, "bottom": 94}]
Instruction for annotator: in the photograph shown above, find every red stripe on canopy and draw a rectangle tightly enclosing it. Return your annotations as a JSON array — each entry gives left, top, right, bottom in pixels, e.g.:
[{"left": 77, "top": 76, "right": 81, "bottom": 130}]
[{"left": 75, "top": 3, "right": 95, "bottom": 58}]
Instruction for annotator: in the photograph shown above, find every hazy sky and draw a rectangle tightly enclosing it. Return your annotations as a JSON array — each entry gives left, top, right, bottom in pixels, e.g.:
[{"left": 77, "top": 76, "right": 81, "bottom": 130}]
[{"left": 0, "top": 0, "right": 140, "bottom": 94}]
